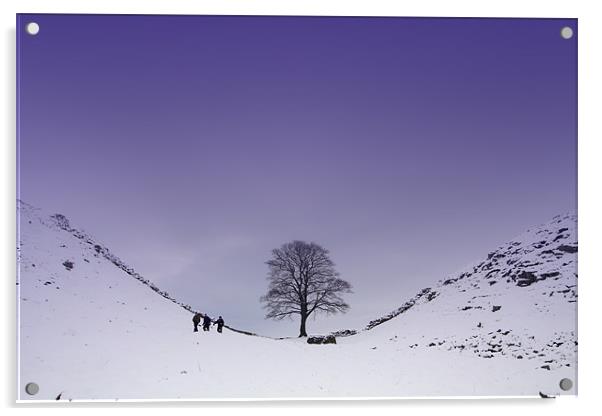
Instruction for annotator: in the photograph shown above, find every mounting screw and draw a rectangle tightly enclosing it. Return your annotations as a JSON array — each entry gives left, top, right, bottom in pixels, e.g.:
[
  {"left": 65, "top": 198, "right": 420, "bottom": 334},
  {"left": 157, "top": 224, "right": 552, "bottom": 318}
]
[
  {"left": 559, "top": 378, "right": 573, "bottom": 391},
  {"left": 25, "top": 382, "right": 39, "bottom": 395},
  {"left": 25, "top": 22, "right": 40, "bottom": 36},
  {"left": 560, "top": 27, "right": 573, "bottom": 40}
]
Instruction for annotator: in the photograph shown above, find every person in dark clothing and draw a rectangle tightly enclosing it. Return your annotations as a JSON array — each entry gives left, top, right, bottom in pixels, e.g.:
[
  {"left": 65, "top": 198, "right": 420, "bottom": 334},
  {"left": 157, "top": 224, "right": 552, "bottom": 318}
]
[
  {"left": 202, "top": 315, "right": 212, "bottom": 332},
  {"left": 192, "top": 313, "right": 202, "bottom": 332},
  {"left": 214, "top": 316, "right": 225, "bottom": 333}
]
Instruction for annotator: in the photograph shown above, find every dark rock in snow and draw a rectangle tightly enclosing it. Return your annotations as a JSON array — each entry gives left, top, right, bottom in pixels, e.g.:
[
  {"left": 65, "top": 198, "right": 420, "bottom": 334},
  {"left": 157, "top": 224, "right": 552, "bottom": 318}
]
[
  {"left": 307, "top": 335, "right": 337, "bottom": 345},
  {"left": 516, "top": 271, "right": 538, "bottom": 287},
  {"left": 540, "top": 272, "right": 560, "bottom": 279},
  {"left": 50, "top": 213, "right": 70, "bottom": 230},
  {"left": 330, "top": 329, "right": 357, "bottom": 337},
  {"left": 557, "top": 245, "right": 577, "bottom": 253},
  {"left": 323, "top": 335, "right": 336, "bottom": 344},
  {"left": 426, "top": 291, "right": 439, "bottom": 301},
  {"left": 492, "top": 305, "right": 502, "bottom": 312},
  {"left": 485, "top": 269, "right": 501, "bottom": 279}
]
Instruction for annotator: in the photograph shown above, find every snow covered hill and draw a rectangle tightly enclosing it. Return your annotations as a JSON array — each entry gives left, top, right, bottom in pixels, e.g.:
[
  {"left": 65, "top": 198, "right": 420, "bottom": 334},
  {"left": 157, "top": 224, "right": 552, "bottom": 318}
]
[
  {"left": 341, "top": 212, "right": 577, "bottom": 384},
  {"left": 17, "top": 202, "right": 577, "bottom": 400}
]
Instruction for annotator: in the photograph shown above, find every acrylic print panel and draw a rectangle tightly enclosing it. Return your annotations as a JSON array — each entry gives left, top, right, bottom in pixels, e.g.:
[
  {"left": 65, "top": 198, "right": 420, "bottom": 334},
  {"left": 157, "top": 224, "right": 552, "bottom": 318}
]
[{"left": 16, "top": 14, "right": 577, "bottom": 401}]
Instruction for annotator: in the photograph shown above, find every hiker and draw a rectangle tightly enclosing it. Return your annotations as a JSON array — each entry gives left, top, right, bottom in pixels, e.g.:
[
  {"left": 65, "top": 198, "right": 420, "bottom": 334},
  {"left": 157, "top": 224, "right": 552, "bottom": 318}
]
[
  {"left": 192, "top": 312, "right": 202, "bottom": 332},
  {"left": 202, "top": 314, "right": 212, "bottom": 332},
  {"left": 214, "top": 316, "right": 225, "bottom": 333}
]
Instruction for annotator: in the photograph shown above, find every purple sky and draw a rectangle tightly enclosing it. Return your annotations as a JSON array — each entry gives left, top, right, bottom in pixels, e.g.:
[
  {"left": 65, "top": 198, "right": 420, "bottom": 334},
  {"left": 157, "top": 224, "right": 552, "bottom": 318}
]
[{"left": 18, "top": 15, "right": 577, "bottom": 335}]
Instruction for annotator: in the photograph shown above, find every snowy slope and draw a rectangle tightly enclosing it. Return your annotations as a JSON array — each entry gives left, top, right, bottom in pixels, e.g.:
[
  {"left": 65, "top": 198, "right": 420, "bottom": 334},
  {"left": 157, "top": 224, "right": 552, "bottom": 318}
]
[
  {"left": 346, "top": 212, "right": 577, "bottom": 382},
  {"left": 17, "top": 202, "right": 577, "bottom": 400}
]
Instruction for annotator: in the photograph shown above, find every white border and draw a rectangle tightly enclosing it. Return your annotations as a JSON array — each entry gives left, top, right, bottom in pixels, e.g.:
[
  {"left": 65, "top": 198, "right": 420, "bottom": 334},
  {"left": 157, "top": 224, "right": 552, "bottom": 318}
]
[{"left": 2, "top": 0, "right": 601, "bottom": 414}]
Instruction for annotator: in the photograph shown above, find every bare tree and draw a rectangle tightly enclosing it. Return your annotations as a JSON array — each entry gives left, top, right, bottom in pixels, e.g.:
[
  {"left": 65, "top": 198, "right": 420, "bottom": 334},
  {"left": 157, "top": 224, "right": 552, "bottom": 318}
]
[{"left": 260, "top": 240, "right": 352, "bottom": 337}]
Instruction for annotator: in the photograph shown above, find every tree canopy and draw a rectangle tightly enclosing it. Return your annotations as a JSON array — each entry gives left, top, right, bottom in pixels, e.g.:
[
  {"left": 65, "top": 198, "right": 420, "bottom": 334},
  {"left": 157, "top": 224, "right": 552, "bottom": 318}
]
[{"left": 260, "top": 240, "right": 352, "bottom": 337}]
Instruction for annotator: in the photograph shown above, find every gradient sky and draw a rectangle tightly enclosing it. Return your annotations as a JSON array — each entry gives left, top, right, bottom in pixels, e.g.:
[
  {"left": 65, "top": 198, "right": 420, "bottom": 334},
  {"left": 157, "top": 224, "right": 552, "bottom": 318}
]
[{"left": 17, "top": 15, "right": 577, "bottom": 335}]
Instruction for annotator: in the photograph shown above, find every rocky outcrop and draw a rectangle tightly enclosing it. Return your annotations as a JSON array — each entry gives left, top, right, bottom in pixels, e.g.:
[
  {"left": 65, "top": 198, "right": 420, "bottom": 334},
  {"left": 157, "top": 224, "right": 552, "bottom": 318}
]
[
  {"left": 330, "top": 329, "right": 357, "bottom": 337},
  {"left": 307, "top": 335, "right": 337, "bottom": 345},
  {"left": 365, "top": 288, "right": 437, "bottom": 330}
]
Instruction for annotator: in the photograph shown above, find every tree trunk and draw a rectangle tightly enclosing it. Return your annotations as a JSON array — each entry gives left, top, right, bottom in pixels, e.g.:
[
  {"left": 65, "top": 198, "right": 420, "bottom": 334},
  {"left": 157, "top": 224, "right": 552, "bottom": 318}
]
[{"left": 299, "top": 312, "right": 308, "bottom": 337}]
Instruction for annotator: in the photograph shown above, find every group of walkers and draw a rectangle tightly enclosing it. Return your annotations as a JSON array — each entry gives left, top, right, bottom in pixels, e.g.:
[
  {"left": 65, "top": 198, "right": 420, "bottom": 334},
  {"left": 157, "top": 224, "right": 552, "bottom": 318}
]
[{"left": 192, "top": 313, "right": 225, "bottom": 334}]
